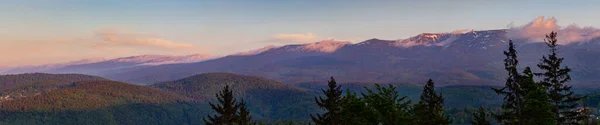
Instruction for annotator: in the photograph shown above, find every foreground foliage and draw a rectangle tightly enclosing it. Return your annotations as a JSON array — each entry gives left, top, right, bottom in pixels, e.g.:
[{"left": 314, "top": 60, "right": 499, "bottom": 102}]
[{"left": 311, "top": 77, "right": 342, "bottom": 125}]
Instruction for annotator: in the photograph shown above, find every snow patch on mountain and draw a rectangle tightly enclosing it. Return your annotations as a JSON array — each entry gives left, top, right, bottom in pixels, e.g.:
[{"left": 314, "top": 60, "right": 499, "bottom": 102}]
[
  {"left": 138, "top": 54, "right": 213, "bottom": 66},
  {"left": 104, "top": 54, "right": 212, "bottom": 66},
  {"left": 299, "top": 40, "right": 351, "bottom": 52},
  {"left": 68, "top": 58, "right": 107, "bottom": 65},
  {"left": 434, "top": 35, "right": 460, "bottom": 47},
  {"left": 393, "top": 33, "right": 454, "bottom": 47}
]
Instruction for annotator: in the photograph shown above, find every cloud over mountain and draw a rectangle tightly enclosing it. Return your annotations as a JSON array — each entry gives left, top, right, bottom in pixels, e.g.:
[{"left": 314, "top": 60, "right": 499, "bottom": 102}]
[
  {"left": 93, "top": 29, "right": 198, "bottom": 50},
  {"left": 0, "top": 28, "right": 207, "bottom": 67},
  {"left": 508, "top": 16, "right": 600, "bottom": 44},
  {"left": 273, "top": 33, "right": 318, "bottom": 43}
]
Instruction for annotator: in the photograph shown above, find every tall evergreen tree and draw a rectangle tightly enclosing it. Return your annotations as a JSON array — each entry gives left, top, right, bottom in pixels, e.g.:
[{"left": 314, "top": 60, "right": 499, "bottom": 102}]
[
  {"left": 204, "top": 85, "right": 241, "bottom": 125},
  {"left": 340, "top": 90, "right": 374, "bottom": 125},
  {"left": 414, "top": 79, "right": 451, "bottom": 125},
  {"left": 493, "top": 40, "right": 526, "bottom": 125},
  {"left": 361, "top": 84, "right": 413, "bottom": 125},
  {"left": 471, "top": 107, "right": 491, "bottom": 125},
  {"left": 311, "top": 77, "right": 342, "bottom": 125},
  {"left": 536, "top": 31, "right": 585, "bottom": 124},
  {"left": 521, "top": 67, "right": 557, "bottom": 125},
  {"left": 237, "top": 99, "right": 254, "bottom": 125}
]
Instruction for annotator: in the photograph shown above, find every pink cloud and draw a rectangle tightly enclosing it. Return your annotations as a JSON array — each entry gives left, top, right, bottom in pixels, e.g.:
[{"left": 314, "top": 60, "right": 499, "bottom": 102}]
[
  {"left": 508, "top": 16, "right": 600, "bottom": 44},
  {"left": 273, "top": 33, "right": 318, "bottom": 43},
  {"left": 94, "top": 30, "right": 198, "bottom": 50},
  {"left": 0, "top": 29, "right": 207, "bottom": 67}
]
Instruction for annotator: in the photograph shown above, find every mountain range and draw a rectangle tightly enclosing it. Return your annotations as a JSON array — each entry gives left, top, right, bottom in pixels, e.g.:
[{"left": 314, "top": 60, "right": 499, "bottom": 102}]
[
  {"left": 1, "top": 54, "right": 212, "bottom": 75},
  {"left": 5, "top": 29, "right": 600, "bottom": 87}
]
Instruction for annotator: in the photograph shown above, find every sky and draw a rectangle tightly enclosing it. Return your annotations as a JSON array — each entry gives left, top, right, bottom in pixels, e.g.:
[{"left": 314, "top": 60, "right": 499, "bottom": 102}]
[{"left": 1, "top": 0, "right": 600, "bottom": 67}]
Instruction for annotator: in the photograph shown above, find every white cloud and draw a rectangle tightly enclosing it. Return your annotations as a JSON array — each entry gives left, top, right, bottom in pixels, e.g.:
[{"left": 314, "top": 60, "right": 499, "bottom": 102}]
[
  {"left": 0, "top": 29, "right": 207, "bottom": 67},
  {"left": 266, "top": 32, "right": 359, "bottom": 45},
  {"left": 273, "top": 32, "right": 319, "bottom": 43},
  {"left": 93, "top": 29, "right": 198, "bottom": 50},
  {"left": 508, "top": 16, "right": 600, "bottom": 44}
]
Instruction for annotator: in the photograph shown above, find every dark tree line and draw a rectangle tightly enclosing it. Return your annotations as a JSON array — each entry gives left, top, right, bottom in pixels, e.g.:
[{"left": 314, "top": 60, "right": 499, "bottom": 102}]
[
  {"left": 492, "top": 32, "right": 586, "bottom": 125},
  {"left": 536, "top": 32, "right": 585, "bottom": 124},
  {"left": 310, "top": 77, "right": 450, "bottom": 125}
]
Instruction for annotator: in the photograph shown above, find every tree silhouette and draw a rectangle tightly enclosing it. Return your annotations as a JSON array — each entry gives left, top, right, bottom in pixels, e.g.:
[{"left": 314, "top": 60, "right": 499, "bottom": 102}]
[
  {"left": 340, "top": 90, "right": 374, "bottom": 125},
  {"left": 536, "top": 31, "right": 585, "bottom": 124},
  {"left": 492, "top": 40, "right": 526, "bottom": 124},
  {"left": 521, "top": 67, "right": 557, "bottom": 124},
  {"left": 237, "top": 99, "right": 254, "bottom": 125},
  {"left": 471, "top": 107, "right": 491, "bottom": 125},
  {"left": 414, "top": 79, "right": 451, "bottom": 125},
  {"left": 311, "top": 77, "right": 342, "bottom": 125},
  {"left": 204, "top": 85, "right": 241, "bottom": 125}
]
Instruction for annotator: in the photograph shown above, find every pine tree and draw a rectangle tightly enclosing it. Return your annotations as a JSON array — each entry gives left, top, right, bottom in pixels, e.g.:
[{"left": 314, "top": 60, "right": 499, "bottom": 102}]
[
  {"left": 340, "top": 90, "right": 374, "bottom": 125},
  {"left": 492, "top": 40, "right": 525, "bottom": 124},
  {"left": 521, "top": 67, "right": 557, "bottom": 125},
  {"left": 361, "top": 84, "right": 413, "bottom": 125},
  {"left": 471, "top": 107, "right": 491, "bottom": 125},
  {"left": 311, "top": 77, "right": 342, "bottom": 125},
  {"left": 204, "top": 85, "right": 241, "bottom": 125},
  {"left": 536, "top": 31, "right": 585, "bottom": 124},
  {"left": 414, "top": 79, "right": 451, "bottom": 125},
  {"left": 237, "top": 99, "right": 254, "bottom": 125}
]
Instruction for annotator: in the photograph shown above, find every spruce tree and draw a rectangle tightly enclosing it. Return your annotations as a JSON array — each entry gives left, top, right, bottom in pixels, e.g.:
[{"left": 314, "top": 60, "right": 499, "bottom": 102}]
[
  {"left": 237, "top": 99, "right": 254, "bottom": 125},
  {"left": 311, "top": 77, "right": 342, "bottom": 125},
  {"left": 536, "top": 31, "right": 585, "bottom": 124},
  {"left": 361, "top": 84, "right": 413, "bottom": 125},
  {"left": 471, "top": 107, "right": 491, "bottom": 125},
  {"left": 521, "top": 67, "right": 557, "bottom": 125},
  {"left": 492, "top": 40, "right": 525, "bottom": 124},
  {"left": 204, "top": 85, "right": 241, "bottom": 125},
  {"left": 340, "top": 90, "right": 374, "bottom": 125},
  {"left": 414, "top": 79, "right": 451, "bottom": 125}
]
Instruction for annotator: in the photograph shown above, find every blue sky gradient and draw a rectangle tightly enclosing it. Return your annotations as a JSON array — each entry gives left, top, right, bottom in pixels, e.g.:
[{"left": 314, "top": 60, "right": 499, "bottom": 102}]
[{"left": 1, "top": 0, "right": 599, "bottom": 66}]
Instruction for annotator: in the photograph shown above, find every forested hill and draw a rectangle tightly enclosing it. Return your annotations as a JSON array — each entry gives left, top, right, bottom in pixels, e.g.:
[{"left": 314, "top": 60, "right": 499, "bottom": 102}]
[
  {"left": 151, "top": 72, "right": 317, "bottom": 120},
  {"left": 151, "top": 72, "right": 307, "bottom": 100},
  {"left": 0, "top": 73, "right": 105, "bottom": 89},
  {"left": 0, "top": 73, "right": 107, "bottom": 102},
  {"left": 0, "top": 80, "right": 208, "bottom": 125}
]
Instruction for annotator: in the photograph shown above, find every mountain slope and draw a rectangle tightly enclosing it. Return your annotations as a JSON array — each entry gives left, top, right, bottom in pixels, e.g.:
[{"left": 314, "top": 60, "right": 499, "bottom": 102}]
[
  {"left": 0, "top": 73, "right": 105, "bottom": 89},
  {"left": 105, "top": 30, "right": 508, "bottom": 85},
  {"left": 2, "top": 54, "right": 212, "bottom": 75},
  {"left": 106, "top": 29, "right": 600, "bottom": 87},
  {"left": 0, "top": 80, "right": 207, "bottom": 125},
  {"left": 151, "top": 72, "right": 316, "bottom": 120},
  {"left": 1, "top": 58, "right": 107, "bottom": 74}
]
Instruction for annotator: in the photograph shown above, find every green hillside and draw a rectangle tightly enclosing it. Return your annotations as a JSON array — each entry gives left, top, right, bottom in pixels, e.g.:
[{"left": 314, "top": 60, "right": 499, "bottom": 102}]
[
  {"left": 0, "top": 73, "right": 105, "bottom": 89},
  {"left": 0, "top": 73, "right": 106, "bottom": 102},
  {"left": 151, "top": 72, "right": 317, "bottom": 120},
  {"left": 0, "top": 80, "right": 209, "bottom": 125}
]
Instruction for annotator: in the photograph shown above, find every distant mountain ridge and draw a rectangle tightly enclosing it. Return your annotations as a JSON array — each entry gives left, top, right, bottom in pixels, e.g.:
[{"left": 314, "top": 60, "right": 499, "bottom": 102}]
[
  {"left": 7, "top": 29, "right": 600, "bottom": 87},
  {"left": 104, "top": 29, "right": 600, "bottom": 87},
  {"left": 2, "top": 54, "right": 212, "bottom": 75}
]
